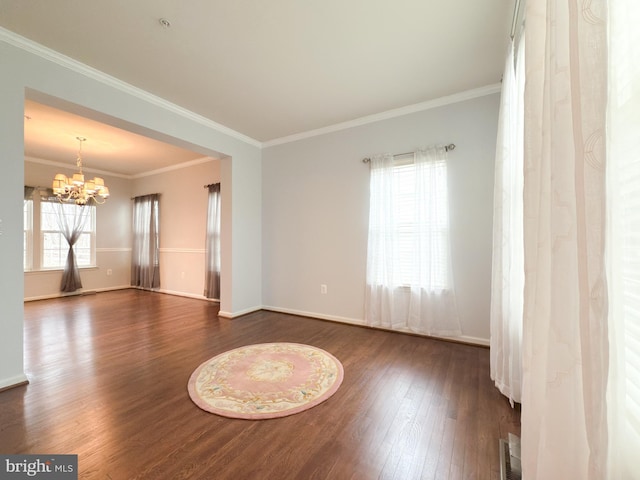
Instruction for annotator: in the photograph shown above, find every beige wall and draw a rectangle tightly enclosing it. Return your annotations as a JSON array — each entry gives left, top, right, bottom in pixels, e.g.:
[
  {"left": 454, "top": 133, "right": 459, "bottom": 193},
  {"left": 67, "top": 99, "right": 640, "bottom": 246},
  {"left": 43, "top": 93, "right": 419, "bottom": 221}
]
[
  {"left": 132, "top": 159, "right": 221, "bottom": 299},
  {"left": 24, "top": 159, "right": 132, "bottom": 299},
  {"left": 24, "top": 157, "right": 221, "bottom": 301}
]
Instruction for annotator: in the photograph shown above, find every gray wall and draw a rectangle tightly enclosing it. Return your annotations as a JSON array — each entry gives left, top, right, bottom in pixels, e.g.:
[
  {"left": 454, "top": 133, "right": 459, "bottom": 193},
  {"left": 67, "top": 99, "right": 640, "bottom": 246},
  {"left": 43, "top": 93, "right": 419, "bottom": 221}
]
[{"left": 262, "top": 93, "right": 498, "bottom": 344}]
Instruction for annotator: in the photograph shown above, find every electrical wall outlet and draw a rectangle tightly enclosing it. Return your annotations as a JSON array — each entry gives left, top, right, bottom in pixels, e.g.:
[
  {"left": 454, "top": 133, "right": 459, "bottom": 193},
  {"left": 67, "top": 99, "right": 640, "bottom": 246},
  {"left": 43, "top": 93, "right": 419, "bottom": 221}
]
[{"left": 320, "top": 284, "right": 327, "bottom": 294}]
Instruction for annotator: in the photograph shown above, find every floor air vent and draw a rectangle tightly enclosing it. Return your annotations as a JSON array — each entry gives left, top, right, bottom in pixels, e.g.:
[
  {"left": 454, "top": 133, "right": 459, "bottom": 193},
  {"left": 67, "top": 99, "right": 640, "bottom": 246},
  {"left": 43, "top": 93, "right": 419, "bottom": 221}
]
[{"left": 499, "top": 433, "right": 522, "bottom": 480}]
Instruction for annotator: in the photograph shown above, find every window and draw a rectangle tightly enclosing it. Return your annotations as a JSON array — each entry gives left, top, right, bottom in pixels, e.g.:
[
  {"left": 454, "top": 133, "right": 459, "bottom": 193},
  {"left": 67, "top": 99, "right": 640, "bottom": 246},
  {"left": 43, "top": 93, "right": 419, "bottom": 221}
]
[
  {"left": 364, "top": 147, "right": 460, "bottom": 336},
  {"left": 366, "top": 150, "right": 451, "bottom": 290},
  {"left": 39, "top": 200, "right": 95, "bottom": 270}
]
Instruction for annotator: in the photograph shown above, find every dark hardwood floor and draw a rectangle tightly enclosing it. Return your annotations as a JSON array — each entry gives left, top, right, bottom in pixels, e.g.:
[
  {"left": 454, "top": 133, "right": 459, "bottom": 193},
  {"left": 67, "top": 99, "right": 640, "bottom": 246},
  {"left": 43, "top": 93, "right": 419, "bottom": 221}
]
[{"left": 0, "top": 290, "right": 520, "bottom": 479}]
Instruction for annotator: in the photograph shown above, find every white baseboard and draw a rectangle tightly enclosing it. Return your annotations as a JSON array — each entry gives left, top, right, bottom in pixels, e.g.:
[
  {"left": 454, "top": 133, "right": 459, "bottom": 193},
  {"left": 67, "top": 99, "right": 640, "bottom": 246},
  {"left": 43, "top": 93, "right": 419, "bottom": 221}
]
[
  {"left": 24, "top": 285, "right": 131, "bottom": 302},
  {"left": 22, "top": 289, "right": 490, "bottom": 347},
  {"left": 155, "top": 288, "right": 210, "bottom": 302},
  {"left": 0, "top": 373, "right": 29, "bottom": 391},
  {"left": 262, "top": 305, "right": 364, "bottom": 327},
  {"left": 454, "top": 335, "right": 490, "bottom": 347},
  {"left": 261, "top": 305, "right": 489, "bottom": 347},
  {"left": 135, "top": 287, "right": 221, "bottom": 304},
  {"left": 25, "top": 285, "right": 218, "bottom": 304},
  {"left": 218, "top": 305, "right": 263, "bottom": 318}
]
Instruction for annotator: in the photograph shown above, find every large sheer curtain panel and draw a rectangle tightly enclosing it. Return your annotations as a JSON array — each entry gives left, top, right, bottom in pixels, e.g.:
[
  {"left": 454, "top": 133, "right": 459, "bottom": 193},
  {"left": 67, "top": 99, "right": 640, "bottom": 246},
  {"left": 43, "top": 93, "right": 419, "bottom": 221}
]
[
  {"left": 131, "top": 194, "right": 160, "bottom": 289},
  {"left": 204, "top": 183, "right": 221, "bottom": 300},
  {"left": 490, "top": 33, "right": 525, "bottom": 406},
  {"left": 364, "top": 146, "right": 460, "bottom": 336},
  {"left": 52, "top": 200, "right": 91, "bottom": 293},
  {"left": 521, "top": 0, "right": 609, "bottom": 478}
]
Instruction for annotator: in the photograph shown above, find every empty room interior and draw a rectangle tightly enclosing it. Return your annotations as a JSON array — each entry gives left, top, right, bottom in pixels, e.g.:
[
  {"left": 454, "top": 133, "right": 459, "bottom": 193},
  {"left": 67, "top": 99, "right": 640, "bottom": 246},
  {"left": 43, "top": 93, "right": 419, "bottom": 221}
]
[{"left": 0, "top": 1, "right": 638, "bottom": 479}]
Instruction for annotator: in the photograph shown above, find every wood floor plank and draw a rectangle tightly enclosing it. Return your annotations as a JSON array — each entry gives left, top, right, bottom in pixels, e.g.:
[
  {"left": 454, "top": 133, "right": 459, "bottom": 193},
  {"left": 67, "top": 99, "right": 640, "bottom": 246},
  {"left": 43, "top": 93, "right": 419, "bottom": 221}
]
[{"left": 0, "top": 290, "right": 520, "bottom": 479}]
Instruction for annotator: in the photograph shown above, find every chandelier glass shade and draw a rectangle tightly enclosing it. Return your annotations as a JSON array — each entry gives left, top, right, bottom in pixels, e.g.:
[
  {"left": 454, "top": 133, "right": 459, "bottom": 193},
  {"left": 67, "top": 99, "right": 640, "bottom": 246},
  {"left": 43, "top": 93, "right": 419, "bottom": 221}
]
[{"left": 52, "top": 137, "right": 110, "bottom": 205}]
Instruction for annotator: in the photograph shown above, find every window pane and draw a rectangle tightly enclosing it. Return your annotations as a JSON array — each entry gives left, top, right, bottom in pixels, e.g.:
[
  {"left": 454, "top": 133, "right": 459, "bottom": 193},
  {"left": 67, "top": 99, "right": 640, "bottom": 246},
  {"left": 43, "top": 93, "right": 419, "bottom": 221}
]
[
  {"left": 41, "top": 202, "right": 59, "bottom": 230},
  {"left": 75, "top": 233, "right": 91, "bottom": 266},
  {"left": 43, "top": 232, "right": 62, "bottom": 249},
  {"left": 75, "top": 234, "right": 90, "bottom": 249},
  {"left": 370, "top": 158, "right": 450, "bottom": 288},
  {"left": 43, "top": 249, "right": 63, "bottom": 269},
  {"left": 75, "top": 249, "right": 91, "bottom": 266},
  {"left": 42, "top": 232, "right": 66, "bottom": 268}
]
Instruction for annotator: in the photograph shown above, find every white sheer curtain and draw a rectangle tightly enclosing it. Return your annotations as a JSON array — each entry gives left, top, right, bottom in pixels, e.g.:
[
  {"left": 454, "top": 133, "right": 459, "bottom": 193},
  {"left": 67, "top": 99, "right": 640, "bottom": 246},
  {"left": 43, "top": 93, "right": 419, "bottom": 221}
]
[
  {"left": 364, "top": 147, "right": 460, "bottom": 336},
  {"left": 490, "top": 34, "right": 525, "bottom": 406},
  {"left": 606, "top": 0, "right": 640, "bottom": 477},
  {"left": 131, "top": 194, "right": 160, "bottom": 289},
  {"left": 204, "top": 183, "right": 221, "bottom": 300},
  {"left": 521, "top": 0, "right": 609, "bottom": 478},
  {"left": 24, "top": 187, "right": 34, "bottom": 272},
  {"left": 53, "top": 201, "right": 91, "bottom": 293}
]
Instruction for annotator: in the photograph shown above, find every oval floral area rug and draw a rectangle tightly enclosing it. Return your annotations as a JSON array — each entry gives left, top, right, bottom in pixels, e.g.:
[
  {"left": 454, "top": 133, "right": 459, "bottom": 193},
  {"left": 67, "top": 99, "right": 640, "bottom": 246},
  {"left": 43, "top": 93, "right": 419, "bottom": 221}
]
[{"left": 188, "top": 342, "right": 344, "bottom": 419}]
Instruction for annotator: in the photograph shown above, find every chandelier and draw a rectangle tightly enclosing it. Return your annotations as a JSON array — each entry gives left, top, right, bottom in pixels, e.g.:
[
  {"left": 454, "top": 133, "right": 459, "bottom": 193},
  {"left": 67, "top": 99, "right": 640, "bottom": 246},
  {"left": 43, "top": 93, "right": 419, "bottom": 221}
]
[{"left": 52, "top": 137, "right": 110, "bottom": 205}]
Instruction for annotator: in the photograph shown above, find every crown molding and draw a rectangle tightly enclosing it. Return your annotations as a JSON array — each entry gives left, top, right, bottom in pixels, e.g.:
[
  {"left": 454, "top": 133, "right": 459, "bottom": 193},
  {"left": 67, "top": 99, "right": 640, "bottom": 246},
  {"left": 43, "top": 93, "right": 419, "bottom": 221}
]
[
  {"left": 131, "top": 156, "right": 219, "bottom": 179},
  {"left": 3, "top": 27, "right": 502, "bottom": 152},
  {"left": 0, "top": 27, "right": 262, "bottom": 149},
  {"left": 25, "top": 154, "right": 218, "bottom": 180},
  {"left": 24, "top": 156, "right": 130, "bottom": 179},
  {"left": 263, "top": 83, "right": 502, "bottom": 148}
]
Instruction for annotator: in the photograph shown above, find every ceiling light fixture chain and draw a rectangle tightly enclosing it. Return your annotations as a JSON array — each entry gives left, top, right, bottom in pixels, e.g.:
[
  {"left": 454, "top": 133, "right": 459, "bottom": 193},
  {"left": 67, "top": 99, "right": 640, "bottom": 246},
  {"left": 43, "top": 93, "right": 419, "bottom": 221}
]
[
  {"left": 52, "top": 136, "right": 110, "bottom": 206},
  {"left": 76, "top": 136, "right": 86, "bottom": 172}
]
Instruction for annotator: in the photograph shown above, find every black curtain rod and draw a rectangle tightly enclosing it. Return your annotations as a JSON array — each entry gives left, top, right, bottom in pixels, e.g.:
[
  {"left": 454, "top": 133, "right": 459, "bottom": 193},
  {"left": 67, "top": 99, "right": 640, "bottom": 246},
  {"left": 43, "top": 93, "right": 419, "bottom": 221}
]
[{"left": 362, "top": 143, "right": 456, "bottom": 164}]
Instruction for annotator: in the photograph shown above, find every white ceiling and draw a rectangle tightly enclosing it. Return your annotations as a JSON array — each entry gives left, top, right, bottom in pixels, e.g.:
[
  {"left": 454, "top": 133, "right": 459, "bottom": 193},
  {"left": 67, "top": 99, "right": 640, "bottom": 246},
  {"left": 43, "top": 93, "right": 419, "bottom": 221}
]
[{"left": 2, "top": 0, "right": 513, "bottom": 175}]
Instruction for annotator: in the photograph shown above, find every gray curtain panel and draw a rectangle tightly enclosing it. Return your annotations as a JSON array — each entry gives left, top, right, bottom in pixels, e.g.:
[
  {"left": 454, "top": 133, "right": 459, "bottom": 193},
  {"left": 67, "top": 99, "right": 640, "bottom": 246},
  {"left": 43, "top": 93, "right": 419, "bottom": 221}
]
[
  {"left": 131, "top": 194, "right": 160, "bottom": 289},
  {"left": 204, "top": 183, "right": 221, "bottom": 300},
  {"left": 24, "top": 186, "right": 35, "bottom": 201},
  {"left": 52, "top": 201, "right": 91, "bottom": 293}
]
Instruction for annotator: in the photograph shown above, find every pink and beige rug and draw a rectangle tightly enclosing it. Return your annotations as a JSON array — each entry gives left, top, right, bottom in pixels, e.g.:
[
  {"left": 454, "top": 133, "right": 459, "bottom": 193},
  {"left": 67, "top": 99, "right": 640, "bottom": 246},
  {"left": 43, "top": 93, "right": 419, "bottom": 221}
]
[{"left": 188, "top": 342, "right": 344, "bottom": 419}]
